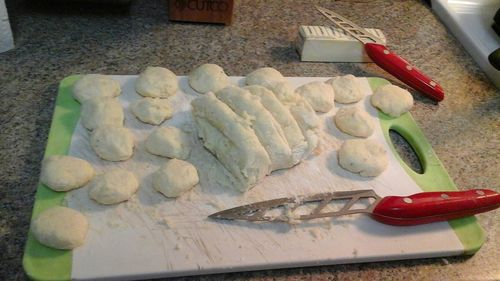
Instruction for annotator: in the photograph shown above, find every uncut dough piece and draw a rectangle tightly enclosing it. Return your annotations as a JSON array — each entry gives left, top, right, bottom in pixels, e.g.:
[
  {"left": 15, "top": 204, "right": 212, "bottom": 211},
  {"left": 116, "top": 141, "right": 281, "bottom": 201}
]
[
  {"left": 215, "top": 86, "right": 293, "bottom": 170},
  {"left": 31, "top": 206, "right": 88, "bottom": 250},
  {"left": 73, "top": 74, "right": 121, "bottom": 103},
  {"left": 188, "top": 64, "right": 230, "bottom": 94},
  {"left": 131, "top": 98, "right": 173, "bottom": 125},
  {"left": 371, "top": 84, "right": 414, "bottom": 117},
  {"left": 135, "top": 67, "right": 178, "bottom": 98},
  {"left": 153, "top": 159, "right": 199, "bottom": 198},
  {"left": 338, "top": 139, "right": 388, "bottom": 177},
  {"left": 40, "top": 155, "right": 94, "bottom": 192},
  {"left": 90, "top": 126, "right": 134, "bottom": 161},
  {"left": 145, "top": 127, "right": 191, "bottom": 160},
  {"left": 89, "top": 168, "right": 139, "bottom": 205},
  {"left": 81, "top": 97, "right": 124, "bottom": 130},
  {"left": 191, "top": 92, "right": 271, "bottom": 192},
  {"left": 335, "top": 106, "right": 374, "bottom": 138},
  {"left": 327, "top": 74, "right": 363, "bottom": 104},
  {"left": 245, "top": 67, "right": 286, "bottom": 86},
  {"left": 296, "top": 81, "right": 335, "bottom": 113},
  {"left": 244, "top": 85, "right": 307, "bottom": 163}
]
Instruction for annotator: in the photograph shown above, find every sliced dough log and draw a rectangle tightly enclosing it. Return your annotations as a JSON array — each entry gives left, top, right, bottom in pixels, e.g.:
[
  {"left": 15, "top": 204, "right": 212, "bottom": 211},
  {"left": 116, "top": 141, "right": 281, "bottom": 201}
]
[
  {"left": 244, "top": 85, "right": 307, "bottom": 164},
  {"left": 215, "top": 86, "right": 294, "bottom": 171},
  {"left": 191, "top": 92, "right": 271, "bottom": 192},
  {"left": 265, "top": 81, "right": 320, "bottom": 156}
]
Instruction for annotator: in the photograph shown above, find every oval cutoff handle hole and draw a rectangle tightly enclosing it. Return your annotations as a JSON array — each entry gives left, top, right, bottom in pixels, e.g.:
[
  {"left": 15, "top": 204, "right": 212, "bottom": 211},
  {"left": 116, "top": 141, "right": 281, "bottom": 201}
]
[{"left": 389, "top": 129, "right": 424, "bottom": 174}]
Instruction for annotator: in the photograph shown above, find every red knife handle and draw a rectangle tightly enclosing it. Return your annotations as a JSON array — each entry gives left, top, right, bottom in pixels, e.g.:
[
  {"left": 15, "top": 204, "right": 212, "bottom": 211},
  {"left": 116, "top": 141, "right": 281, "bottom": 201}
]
[
  {"left": 364, "top": 43, "right": 445, "bottom": 102},
  {"left": 371, "top": 189, "right": 500, "bottom": 226}
]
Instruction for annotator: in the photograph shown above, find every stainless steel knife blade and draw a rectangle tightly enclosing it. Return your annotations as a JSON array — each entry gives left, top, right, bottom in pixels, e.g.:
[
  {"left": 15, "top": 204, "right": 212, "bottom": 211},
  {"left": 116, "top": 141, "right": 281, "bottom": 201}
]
[
  {"left": 315, "top": 6, "right": 384, "bottom": 44},
  {"left": 208, "top": 190, "right": 381, "bottom": 223}
]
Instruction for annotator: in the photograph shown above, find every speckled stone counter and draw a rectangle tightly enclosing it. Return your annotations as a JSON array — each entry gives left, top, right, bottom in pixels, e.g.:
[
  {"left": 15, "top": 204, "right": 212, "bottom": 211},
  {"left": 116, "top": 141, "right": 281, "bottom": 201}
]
[{"left": 1, "top": 1, "right": 498, "bottom": 280}]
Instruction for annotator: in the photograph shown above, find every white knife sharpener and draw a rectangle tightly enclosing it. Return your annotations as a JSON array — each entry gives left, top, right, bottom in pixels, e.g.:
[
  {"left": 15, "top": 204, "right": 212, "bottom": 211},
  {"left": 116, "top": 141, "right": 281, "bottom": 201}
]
[{"left": 296, "top": 25, "right": 386, "bottom": 62}]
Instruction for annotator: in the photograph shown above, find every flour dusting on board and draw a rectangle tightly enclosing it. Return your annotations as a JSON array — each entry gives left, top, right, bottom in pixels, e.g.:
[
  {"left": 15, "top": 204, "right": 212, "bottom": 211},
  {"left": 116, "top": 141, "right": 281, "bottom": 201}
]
[{"left": 67, "top": 76, "right": 463, "bottom": 280}]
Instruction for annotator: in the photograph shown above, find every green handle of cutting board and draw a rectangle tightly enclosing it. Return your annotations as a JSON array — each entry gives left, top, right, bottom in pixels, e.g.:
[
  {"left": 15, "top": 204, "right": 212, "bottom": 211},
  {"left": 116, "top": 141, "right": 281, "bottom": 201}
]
[{"left": 370, "top": 77, "right": 486, "bottom": 254}]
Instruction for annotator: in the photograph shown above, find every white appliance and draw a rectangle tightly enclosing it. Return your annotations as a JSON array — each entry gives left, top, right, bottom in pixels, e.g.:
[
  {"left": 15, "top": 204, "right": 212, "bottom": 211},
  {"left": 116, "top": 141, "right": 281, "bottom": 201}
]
[{"left": 432, "top": 0, "right": 500, "bottom": 88}]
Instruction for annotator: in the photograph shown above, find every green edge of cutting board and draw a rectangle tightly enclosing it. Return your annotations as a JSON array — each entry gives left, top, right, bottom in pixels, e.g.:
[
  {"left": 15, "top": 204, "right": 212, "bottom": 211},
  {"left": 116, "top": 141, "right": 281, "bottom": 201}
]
[
  {"left": 22, "top": 76, "right": 486, "bottom": 280},
  {"left": 22, "top": 75, "right": 82, "bottom": 281},
  {"left": 369, "top": 77, "right": 486, "bottom": 255}
]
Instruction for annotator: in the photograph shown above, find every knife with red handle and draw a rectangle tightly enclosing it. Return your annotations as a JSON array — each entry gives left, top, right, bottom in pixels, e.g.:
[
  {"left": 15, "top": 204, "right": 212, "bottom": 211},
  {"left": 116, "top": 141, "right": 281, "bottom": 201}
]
[
  {"left": 316, "top": 6, "right": 445, "bottom": 102},
  {"left": 209, "top": 189, "right": 500, "bottom": 226},
  {"left": 371, "top": 189, "right": 499, "bottom": 226}
]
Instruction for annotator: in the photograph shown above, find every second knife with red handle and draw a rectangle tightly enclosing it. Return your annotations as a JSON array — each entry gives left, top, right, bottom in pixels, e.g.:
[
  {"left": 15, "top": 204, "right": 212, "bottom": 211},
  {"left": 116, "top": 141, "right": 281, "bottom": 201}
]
[{"left": 316, "top": 6, "right": 445, "bottom": 102}]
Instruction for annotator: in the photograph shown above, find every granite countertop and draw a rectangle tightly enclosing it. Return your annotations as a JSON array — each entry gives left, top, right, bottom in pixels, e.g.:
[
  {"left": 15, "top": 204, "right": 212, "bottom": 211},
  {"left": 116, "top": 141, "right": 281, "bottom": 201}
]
[{"left": 1, "top": 0, "right": 498, "bottom": 280}]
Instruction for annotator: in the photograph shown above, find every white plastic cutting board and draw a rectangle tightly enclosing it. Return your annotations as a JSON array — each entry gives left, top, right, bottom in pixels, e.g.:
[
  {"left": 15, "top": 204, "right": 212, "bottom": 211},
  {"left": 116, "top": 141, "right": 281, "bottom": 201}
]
[{"left": 65, "top": 76, "right": 464, "bottom": 280}]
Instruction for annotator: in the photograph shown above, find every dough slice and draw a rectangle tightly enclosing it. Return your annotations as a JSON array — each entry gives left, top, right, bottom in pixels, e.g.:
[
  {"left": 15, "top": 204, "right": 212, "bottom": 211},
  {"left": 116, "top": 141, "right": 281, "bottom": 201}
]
[
  {"left": 145, "top": 126, "right": 191, "bottom": 160},
  {"left": 153, "top": 159, "right": 199, "bottom": 198},
  {"left": 296, "top": 81, "right": 335, "bottom": 113},
  {"left": 90, "top": 125, "right": 135, "bottom": 161},
  {"left": 245, "top": 67, "right": 286, "bottom": 86},
  {"left": 89, "top": 168, "right": 139, "bottom": 205},
  {"left": 73, "top": 74, "right": 121, "bottom": 103},
  {"left": 131, "top": 97, "right": 173, "bottom": 125},
  {"left": 191, "top": 92, "right": 271, "bottom": 191},
  {"left": 31, "top": 206, "right": 88, "bottom": 250},
  {"left": 215, "top": 86, "right": 293, "bottom": 171},
  {"left": 188, "top": 64, "right": 230, "bottom": 94},
  {"left": 334, "top": 106, "right": 374, "bottom": 138},
  {"left": 135, "top": 67, "right": 178, "bottom": 98},
  {"left": 265, "top": 81, "right": 320, "bottom": 156},
  {"left": 371, "top": 84, "right": 413, "bottom": 117},
  {"left": 40, "top": 155, "right": 94, "bottom": 192},
  {"left": 244, "top": 85, "right": 307, "bottom": 164},
  {"left": 81, "top": 97, "right": 124, "bottom": 130},
  {"left": 326, "top": 74, "right": 363, "bottom": 104},
  {"left": 338, "top": 139, "right": 388, "bottom": 177}
]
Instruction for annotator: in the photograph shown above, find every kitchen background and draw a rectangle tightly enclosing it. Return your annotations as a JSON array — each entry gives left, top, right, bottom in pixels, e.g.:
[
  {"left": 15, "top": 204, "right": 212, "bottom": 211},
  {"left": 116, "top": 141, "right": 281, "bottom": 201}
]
[{"left": 0, "top": 0, "right": 498, "bottom": 280}]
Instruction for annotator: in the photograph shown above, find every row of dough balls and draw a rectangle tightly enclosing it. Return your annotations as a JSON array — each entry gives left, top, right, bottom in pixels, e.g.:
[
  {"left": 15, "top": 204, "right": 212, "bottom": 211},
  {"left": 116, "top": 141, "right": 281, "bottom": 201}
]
[
  {"left": 335, "top": 83, "right": 414, "bottom": 177},
  {"left": 33, "top": 155, "right": 199, "bottom": 250},
  {"left": 32, "top": 67, "right": 197, "bottom": 250},
  {"left": 75, "top": 68, "right": 180, "bottom": 162}
]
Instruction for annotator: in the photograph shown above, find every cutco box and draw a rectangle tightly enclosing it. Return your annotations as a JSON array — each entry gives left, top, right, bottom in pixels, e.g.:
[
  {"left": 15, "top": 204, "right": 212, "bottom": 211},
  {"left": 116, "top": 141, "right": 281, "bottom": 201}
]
[{"left": 168, "top": 0, "right": 234, "bottom": 25}]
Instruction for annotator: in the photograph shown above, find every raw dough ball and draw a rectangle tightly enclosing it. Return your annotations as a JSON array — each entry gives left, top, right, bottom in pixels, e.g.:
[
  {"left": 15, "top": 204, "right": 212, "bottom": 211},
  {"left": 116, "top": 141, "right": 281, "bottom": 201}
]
[
  {"left": 31, "top": 206, "right": 88, "bottom": 250},
  {"left": 334, "top": 107, "right": 374, "bottom": 138},
  {"left": 338, "top": 139, "right": 388, "bottom": 177},
  {"left": 153, "top": 159, "right": 199, "bottom": 198},
  {"left": 145, "top": 127, "right": 191, "bottom": 159},
  {"left": 327, "top": 75, "right": 363, "bottom": 104},
  {"left": 81, "top": 97, "right": 124, "bottom": 130},
  {"left": 135, "top": 67, "right": 178, "bottom": 98},
  {"left": 88, "top": 168, "right": 139, "bottom": 205},
  {"left": 131, "top": 98, "right": 173, "bottom": 125},
  {"left": 245, "top": 67, "right": 286, "bottom": 86},
  {"left": 371, "top": 84, "right": 413, "bottom": 117},
  {"left": 40, "top": 155, "right": 94, "bottom": 192},
  {"left": 73, "top": 74, "right": 121, "bottom": 103},
  {"left": 296, "top": 81, "right": 335, "bottom": 112},
  {"left": 188, "top": 64, "right": 230, "bottom": 94},
  {"left": 90, "top": 125, "right": 134, "bottom": 161}
]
